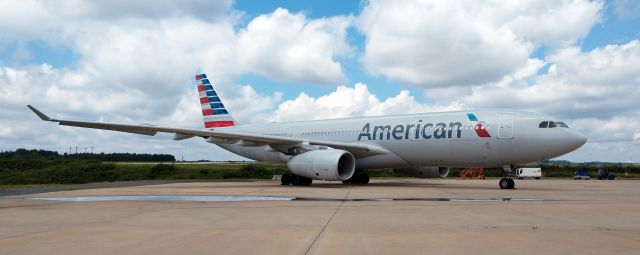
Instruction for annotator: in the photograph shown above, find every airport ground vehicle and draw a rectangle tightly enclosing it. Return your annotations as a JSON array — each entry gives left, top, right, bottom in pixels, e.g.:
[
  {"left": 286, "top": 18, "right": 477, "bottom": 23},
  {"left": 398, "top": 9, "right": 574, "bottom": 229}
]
[
  {"left": 597, "top": 168, "right": 615, "bottom": 180},
  {"left": 573, "top": 171, "right": 591, "bottom": 180},
  {"left": 516, "top": 168, "right": 542, "bottom": 179}
]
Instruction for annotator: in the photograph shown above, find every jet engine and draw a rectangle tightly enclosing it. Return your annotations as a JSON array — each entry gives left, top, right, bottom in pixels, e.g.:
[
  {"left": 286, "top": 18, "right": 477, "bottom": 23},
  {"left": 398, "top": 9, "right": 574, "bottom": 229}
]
[
  {"left": 287, "top": 149, "right": 356, "bottom": 181},
  {"left": 394, "top": 167, "right": 450, "bottom": 178}
]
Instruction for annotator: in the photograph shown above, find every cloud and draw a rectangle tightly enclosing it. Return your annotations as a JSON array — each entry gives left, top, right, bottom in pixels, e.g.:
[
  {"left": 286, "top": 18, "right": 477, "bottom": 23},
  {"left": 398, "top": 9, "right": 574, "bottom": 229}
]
[
  {"left": 461, "top": 40, "right": 640, "bottom": 119},
  {"left": 0, "top": 63, "right": 278, "bottom": 161},
  {"left": 0, "top": 2, "right": 355, "bottom": 160},
  {"left": 270, "top": 83, "right": 463, "bottom": 122},
  {"left": 612, "top": 0, "right": 640, "bottom": 20},
  {"left": 572, "top": 116, "right": 640, "bottom": 143},
  {"left": 66, "top": 0, "right": 233, "bottom": 20},
  {"left": 567, "top": 141, "right": 639, "bottom": 163},
  {"left": 505, "top": 1, "right": 602, "bottom": 47},
  {"left": 66, "top": 17, "right": 241, "bottom": 97},
  {"left": 357, "top": 0, "right": 602, "bottom": 87},
  {"left": 442, "top": 40, "right": 640, "bottom": 162},
  {"left": 237, "top": 8, "right": 352, "bottom": 85},
  {"left": 0, "top": 3, "right": 348, "bottom": 120},
  {"left": 0, "top": 0, "right": 233, "bottom": 44},
  {"left": 0, "top": 1, "right": 636, "bottom": 163},
  {"left": 1, "top": 2, "right": 352, "bottom": 88}
]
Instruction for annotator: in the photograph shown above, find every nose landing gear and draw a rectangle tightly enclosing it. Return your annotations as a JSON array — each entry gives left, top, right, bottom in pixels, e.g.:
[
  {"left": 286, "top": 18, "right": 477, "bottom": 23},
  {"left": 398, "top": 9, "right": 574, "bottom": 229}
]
[
  {"left": 499, "top": 165, "right": 516, "bottom": 189},
  {"left": 499, "top": 177, "right": 515, "bottom": 189}
]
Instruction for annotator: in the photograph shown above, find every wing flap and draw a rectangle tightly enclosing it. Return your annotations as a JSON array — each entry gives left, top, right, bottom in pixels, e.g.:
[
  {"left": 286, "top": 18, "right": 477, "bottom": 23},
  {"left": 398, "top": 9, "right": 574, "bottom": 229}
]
[{"left": 58, "top": 120, "right": 160, "bottom": 136}]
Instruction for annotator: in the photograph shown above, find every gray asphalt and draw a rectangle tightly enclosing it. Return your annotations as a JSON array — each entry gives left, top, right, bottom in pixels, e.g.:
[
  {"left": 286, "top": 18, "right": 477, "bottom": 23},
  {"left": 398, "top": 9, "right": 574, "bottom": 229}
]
[{"left": 1, "top": 179, "right": 639, "bottom": 254}]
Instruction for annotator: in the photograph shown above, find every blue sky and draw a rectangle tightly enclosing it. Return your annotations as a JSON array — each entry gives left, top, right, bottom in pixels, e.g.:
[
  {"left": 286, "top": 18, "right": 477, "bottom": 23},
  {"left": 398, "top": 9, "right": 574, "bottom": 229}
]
[{"left": 0, "top": 0, "right": 639, "bottom": 162}]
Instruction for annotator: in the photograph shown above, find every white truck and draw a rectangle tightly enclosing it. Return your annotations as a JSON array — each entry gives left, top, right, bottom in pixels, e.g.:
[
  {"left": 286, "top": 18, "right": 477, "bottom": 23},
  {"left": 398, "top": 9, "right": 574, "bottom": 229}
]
[{"left": 516, "top": 168, "right": 542, "bottom": 179}]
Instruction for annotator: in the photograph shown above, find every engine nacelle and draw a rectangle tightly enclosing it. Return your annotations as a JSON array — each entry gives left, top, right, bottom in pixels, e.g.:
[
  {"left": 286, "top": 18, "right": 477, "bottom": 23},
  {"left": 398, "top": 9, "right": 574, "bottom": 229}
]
[
  {"left": 394, "top": 167, "right": 450, "bottom": 178},
  {"left": 287, "top": 149, "right": 356, "bottom": 181}
]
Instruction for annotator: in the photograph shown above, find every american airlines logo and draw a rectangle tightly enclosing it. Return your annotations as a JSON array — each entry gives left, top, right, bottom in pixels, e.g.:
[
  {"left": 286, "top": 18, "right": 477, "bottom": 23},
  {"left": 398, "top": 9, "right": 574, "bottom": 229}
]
[
  {"left": 467, "top": 113, "right": 491, "bottom": 137},
  {"left": 357, "top": 113, "right": 491, "bottom": 141}
]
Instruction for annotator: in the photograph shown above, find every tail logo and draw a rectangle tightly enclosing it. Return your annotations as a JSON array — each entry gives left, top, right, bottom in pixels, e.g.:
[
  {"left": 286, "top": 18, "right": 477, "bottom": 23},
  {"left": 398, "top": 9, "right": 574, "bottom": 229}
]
[
  {"left": 196, "top": 74, "right": 235, "bottom": 128},
  {"left": 467, "top": 113, "right": 491, "bottom": 138}
]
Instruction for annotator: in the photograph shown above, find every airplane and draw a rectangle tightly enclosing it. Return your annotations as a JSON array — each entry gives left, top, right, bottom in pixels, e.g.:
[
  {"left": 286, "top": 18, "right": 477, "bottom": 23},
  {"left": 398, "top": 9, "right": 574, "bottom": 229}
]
[{"left": 27, "top": 73, "right": 587, "bottom": 189}]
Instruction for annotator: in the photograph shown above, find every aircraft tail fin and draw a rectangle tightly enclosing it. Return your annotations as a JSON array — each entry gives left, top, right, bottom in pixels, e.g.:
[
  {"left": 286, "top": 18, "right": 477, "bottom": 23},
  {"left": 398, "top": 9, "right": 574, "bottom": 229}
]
[{"left": 195, "top": 74, "right": 236, "bottom": 128}]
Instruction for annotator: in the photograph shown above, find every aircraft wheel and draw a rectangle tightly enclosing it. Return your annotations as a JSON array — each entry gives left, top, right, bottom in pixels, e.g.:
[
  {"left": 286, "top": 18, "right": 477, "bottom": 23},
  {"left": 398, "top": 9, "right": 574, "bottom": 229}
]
[
  {"left": 351, "top": 174, "right": 361, "bottom": 184},
  {"left": 292, "top": 175, "right": 303, "bottom": 186},
  {"left": 281, "top": 173, "right": 291, "bottom": 185},
  {"left": 499, "top": 178, "right": 511, "bottom": 189},
  {"left": 507, "top": 178, "right": 515, "bottom": 189},
  {"left": 347, "top": 172, "right": 369, "bottom": 184},
  {"left": 342, "top": 180, "right": 350, "bottom": 184},
  {"left": 360, "top": 173, "right": 370, "bottom": 184}
]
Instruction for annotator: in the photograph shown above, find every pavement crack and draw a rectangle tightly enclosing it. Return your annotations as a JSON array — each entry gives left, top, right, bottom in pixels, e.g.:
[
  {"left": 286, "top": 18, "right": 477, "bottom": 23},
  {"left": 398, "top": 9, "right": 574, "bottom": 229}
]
[{"left": 302, "top": 186, "right": 353, "bottom": 255}]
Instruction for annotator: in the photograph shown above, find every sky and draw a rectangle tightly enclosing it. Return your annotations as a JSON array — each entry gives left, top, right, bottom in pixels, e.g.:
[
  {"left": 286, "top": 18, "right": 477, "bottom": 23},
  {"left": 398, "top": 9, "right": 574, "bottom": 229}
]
[{"left": 0, "top": 0, "right": 639, "bottom": 162}]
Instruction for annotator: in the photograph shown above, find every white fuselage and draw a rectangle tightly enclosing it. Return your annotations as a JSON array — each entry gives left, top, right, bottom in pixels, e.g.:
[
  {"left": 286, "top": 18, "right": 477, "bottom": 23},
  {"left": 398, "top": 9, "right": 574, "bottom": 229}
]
[{"left": 213, "top": 110, "right": 586, "bottom": 169}]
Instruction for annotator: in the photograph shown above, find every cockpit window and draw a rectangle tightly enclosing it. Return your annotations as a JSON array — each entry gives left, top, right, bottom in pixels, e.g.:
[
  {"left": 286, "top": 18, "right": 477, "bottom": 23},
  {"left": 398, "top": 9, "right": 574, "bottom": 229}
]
[
  {"left": 556, "top": 122, "right": 569, "bottom": 128},
  {"left": 548, "top": 121, "right": 557, "bottom": 128},
  {"left": 539, "top": 121, "right": 548, "bottom": 128}
]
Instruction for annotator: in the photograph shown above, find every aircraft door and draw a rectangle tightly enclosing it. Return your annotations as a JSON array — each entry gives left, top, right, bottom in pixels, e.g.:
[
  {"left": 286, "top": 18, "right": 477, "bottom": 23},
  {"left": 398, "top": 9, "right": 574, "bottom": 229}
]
[{"left": 498, "top": 113, "right": 514, "bottom": 139}]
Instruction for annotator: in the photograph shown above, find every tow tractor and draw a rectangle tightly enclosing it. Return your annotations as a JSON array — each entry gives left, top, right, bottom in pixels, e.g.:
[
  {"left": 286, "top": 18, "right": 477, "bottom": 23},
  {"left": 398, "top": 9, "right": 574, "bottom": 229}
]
[{"left": 597, "top": 168, "right": 616, "bottom": 180}]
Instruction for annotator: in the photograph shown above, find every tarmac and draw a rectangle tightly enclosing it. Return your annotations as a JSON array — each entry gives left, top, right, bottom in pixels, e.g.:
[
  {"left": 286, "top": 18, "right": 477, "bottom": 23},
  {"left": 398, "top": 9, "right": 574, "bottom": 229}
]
[{"left": 1, "top": 179, "right": 639, "bottom": 255}]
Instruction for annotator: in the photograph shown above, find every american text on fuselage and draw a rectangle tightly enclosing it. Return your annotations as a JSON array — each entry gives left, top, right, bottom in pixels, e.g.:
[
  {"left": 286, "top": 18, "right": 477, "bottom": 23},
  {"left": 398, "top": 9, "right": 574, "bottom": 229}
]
[{"left": 358, "top": 121, "right": 463, "bottom": 141}]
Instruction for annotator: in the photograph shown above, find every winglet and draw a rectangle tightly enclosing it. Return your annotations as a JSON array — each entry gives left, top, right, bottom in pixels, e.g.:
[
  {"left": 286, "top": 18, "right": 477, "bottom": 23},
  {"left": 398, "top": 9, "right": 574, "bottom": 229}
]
[{"left": 27, "top": 105, "right": 55, "bottom": 121}]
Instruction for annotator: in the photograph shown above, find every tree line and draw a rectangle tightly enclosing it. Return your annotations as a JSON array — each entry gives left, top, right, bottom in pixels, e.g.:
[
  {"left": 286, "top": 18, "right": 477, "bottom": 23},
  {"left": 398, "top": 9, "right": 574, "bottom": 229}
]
[{"left": 0, "top": 149, "right": 175, "bottom": 162}]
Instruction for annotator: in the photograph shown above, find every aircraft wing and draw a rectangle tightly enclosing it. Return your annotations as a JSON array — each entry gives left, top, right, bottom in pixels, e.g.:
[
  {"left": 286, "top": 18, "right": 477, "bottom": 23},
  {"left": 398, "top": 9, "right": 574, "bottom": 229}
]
[{"left": 27, "top": 105, "right": 389, "bottom": 158}]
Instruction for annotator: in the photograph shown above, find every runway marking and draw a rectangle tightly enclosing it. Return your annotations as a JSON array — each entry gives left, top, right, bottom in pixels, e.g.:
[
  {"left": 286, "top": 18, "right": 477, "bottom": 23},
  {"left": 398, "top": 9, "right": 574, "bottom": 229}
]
[
  {"left": 27, "top": 195, "right": 294, "bottom": 202},
  {"left": 26, "top": 196, "right": 552, "bottom": 203},
  {"left": 294, "top": 197, "right": 552, "bottom": 202}
]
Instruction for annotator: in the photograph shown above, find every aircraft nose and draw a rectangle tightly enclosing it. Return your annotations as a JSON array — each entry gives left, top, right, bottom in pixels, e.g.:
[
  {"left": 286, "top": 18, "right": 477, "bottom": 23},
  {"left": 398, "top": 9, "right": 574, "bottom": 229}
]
[{"left": 566, "top": 130, "right": 587, "bottom": 151}]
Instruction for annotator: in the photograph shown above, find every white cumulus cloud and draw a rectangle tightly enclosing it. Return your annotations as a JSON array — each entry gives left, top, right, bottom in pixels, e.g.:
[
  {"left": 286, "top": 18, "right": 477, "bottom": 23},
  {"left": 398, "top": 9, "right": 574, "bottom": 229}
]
[
  {"left": 357, "top": 0, "right": 603, "bottom": 87},
  {"left": 270, "top": 83, "right": 463, "bottom": 122},
  {"left": 237, "top": 8, "right": 352, "bottom": 85},
  {"left": 461, "top": 40, "right": 640, "bottom": 119}
]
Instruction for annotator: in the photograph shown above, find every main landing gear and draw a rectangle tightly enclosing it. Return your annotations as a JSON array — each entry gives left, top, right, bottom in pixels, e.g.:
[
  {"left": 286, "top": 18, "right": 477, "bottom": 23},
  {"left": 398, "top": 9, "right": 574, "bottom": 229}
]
[
  {"left": 280, "top": 173, "right": 312, "bottom": 186},
  {"left": 342, "top": 171, "right": 370, "bottom": 184}
]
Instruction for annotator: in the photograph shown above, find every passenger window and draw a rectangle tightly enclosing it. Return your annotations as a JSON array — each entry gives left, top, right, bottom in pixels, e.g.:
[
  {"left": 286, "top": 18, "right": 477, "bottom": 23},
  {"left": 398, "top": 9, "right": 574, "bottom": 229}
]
[
  {"left": 539, "top": 121, "right": 548, "bottom": 128},
  {"left": 549, "top": 121, "right": 557, "bottom": 128}
]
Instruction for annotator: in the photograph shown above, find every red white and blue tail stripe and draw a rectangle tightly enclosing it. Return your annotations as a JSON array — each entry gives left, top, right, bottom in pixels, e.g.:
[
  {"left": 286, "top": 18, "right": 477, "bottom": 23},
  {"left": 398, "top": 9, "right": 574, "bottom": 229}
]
[{"left": 196, "top": 74, "right": 235, "bottom": 128}]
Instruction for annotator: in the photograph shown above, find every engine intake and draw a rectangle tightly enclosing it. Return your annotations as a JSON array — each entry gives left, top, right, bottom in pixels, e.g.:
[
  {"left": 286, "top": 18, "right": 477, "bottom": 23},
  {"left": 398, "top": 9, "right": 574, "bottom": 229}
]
[
  {"left": 287, "top": 149, "right": 355, "bottom": 181},
  {"left": 394, "top": 166, "right": 450, "bottom": 178}
]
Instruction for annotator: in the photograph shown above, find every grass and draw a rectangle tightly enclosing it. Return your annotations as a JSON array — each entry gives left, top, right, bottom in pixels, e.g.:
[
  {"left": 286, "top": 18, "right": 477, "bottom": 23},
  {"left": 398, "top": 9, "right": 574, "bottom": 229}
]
[
  {"left": 0, "top": 159, "right": 289, "bottom": 185},
  {"left": 2, "top": 158, "right": 639, "bottom": 186}
]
